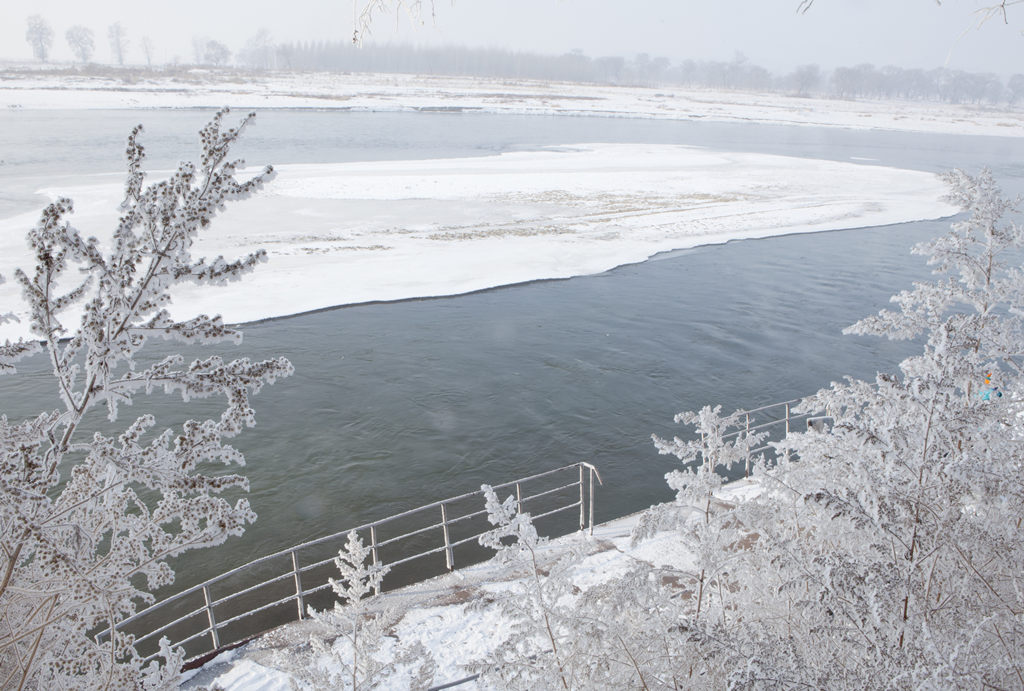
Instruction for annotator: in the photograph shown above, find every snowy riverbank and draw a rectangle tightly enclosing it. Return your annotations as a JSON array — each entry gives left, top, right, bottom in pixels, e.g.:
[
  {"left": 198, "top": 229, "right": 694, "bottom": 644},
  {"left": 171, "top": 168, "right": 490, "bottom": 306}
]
[
  {"left": 2, "top": 68, "right": 1023, "bottom": 138},
  {"left": 0, "top": 142, "right": 956, "bottom": 343}
]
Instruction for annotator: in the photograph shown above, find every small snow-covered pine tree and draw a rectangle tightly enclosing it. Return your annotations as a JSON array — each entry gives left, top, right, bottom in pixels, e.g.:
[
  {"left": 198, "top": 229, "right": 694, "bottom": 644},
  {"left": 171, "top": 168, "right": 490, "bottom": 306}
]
[{"left": 302, "top": 531, "right": 436, "bottom": 689}]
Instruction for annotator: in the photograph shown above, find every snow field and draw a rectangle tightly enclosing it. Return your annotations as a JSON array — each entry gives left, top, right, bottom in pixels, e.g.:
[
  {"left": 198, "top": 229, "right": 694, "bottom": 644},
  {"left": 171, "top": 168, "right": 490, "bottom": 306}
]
[{"left": 2, "top": 70, "right": 1023, "bottom": 138}]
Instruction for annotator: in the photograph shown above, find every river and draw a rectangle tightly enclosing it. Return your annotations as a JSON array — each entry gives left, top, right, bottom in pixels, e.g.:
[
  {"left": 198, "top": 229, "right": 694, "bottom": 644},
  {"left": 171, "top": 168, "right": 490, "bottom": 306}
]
[{"left": 2, "top": 108, "right": 1023, "bottom": 593}]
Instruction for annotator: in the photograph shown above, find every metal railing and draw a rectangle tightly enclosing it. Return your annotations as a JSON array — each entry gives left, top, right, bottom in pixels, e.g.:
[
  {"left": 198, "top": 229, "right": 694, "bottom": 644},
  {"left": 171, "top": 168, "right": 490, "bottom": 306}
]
[
  {"left": 105, "top": 461, "right": 601, "bottom": 666},
  {"left": 719, "top": 398, "right": 828, "bottom": 476}
]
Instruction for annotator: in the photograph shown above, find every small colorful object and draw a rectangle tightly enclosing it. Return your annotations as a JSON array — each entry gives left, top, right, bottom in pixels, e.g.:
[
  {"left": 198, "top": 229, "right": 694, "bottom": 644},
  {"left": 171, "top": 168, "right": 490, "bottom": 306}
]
[{"left": 980, "top": 371, "right": 1002, "bottom": 401}]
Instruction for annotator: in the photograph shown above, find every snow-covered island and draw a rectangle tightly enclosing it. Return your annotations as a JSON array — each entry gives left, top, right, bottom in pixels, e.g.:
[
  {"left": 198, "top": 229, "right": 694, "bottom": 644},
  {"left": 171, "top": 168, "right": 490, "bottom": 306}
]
[{"left": 0, "top": 142, "right": 957, "bottom": 342}]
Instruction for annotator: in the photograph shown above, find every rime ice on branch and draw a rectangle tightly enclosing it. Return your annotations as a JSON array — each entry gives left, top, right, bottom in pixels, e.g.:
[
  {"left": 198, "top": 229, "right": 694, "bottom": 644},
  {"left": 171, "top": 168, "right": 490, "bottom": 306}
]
[{"left": 0, "top": 109, "right": 292, "bottom": 689}]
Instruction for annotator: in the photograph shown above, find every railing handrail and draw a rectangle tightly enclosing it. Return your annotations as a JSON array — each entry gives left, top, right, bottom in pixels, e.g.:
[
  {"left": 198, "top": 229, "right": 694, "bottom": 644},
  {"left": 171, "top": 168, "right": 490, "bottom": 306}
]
[
  {"left": 117, "top": 461, "right": 593, "bottom": 635},
  {"left": 108, "top": 461, "right": 602, "bottom": 665}
]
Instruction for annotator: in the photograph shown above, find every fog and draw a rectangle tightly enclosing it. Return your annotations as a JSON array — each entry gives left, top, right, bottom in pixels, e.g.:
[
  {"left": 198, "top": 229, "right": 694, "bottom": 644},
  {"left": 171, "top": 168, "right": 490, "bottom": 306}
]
[{"left": 1, "top": 0, "right": 1021, "bottom": 76}]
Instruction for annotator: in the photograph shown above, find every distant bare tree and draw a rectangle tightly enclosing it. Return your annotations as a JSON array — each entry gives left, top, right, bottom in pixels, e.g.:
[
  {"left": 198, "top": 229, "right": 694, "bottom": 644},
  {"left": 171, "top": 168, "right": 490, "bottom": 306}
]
[
  {"left": 240, "top": 29, "right": 277, "bottom": 70},
  {"left": 204, "top": 40, "right": 232, "bottom": 66},
  {"left": 788, "top": 63, "right": 821, "bottom": 96},
  {"left": 25, "top": 15, "right": 53, "bottom": 62},
  {"left": 191, "top": 36, "right": 208, "bottom": 65},
  {"left": 276, "top": 43, "right": 295, "bottom": 70},
  {"left": 65, "top": 26, "right": 95, "bottom": 64},
  {"left": 108, "top": 22, "right": 129, "bottom": 65},
  {"left": 141, "top": 36, "right": 155, "bottom": 67},
  {"left": 1008, "top": 73, "right": 1024, "bottom": 103}
]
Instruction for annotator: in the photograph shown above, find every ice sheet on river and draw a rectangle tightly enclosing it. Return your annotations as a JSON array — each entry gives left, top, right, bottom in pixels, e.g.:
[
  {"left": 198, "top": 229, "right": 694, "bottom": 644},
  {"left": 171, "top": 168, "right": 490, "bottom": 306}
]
[{"left": 0, "top": 143, "right": 957, "bottom": 341}]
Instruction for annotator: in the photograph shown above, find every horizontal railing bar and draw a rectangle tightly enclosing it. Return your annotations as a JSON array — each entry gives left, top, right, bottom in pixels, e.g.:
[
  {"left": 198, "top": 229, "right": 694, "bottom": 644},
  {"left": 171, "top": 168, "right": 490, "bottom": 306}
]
[
  {"left": 374, "top": 520, "right": 448, "bottom": 549},
  {"left": 298, "top": 494, "right": 581, "bottom": 582},
  {"left": 447, "top": 533, "right": 490, "bottom": 549},
  {"left": 298, "top": 555, "right": 344, "bottom": 576},
  {"left": 722, "top": 412, "right": 814, "bottom": 439},
  {"left": 368, "top": 463, "right": 581, "bottom": 531},
  {"left": 485, "top": 464, "right": 582, "bottom": 494},
  {"left": 526, "top": 502, "right": 579, "bottom": 523},
  {"left": 131, "top": 604, "right": 209, "bottom": 647},
  {"left": 158, "top": 626, "right": 218, "bottom": 660},
  {"left": 745, "top": 412, "right": 812, "bottom": 433},
  {"left": 443, "top": 500, "right": 572, "bottom": 549},
  {"left": 118, "top": 551, "right": 297, "bottom": 630},
  {"left": 516, "top": 482, "right": 578, "bottom": 505},
  {"left": 288, "top": 463, "right": 585, "bottom": 552},
  {"left": 440, "top": 507, "right": 489, "bottom": 527},
  {"left": 382, "top": 544, "right": 450, "bottom": 570},
  {"left": 720, "top": 415, "right": 815, "bottom": 444},
  {"left": 213, "top": 591, "right": 304, "bottom": 631},
  {"left": 299, "top": 581, "right": 336, "bottom": 599},
  {"left": 209, "top": 571, "right": 296, "bottom": 610},
  {"left": 733, "top": 398, "right": 803, "bottom": 415}
]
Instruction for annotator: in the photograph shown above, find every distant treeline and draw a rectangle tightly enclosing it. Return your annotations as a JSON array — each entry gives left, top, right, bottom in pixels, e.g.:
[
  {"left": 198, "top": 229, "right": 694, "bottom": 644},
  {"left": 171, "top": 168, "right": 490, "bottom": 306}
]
[{"left": 251, "top": 40, "right": 1023, "bottom": 105}]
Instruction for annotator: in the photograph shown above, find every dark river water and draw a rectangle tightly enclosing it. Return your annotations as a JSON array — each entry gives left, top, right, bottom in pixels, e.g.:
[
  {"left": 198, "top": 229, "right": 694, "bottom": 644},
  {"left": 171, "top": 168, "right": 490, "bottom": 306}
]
[{"left": 2, "top": 108, "right": 1024, "bottom": 596}]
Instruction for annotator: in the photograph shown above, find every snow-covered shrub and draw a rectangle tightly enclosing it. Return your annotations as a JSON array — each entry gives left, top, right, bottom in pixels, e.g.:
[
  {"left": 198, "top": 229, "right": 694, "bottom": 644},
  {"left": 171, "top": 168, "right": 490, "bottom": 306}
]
[
  {"left": 0, "top": 110, "right": 292, "bottom": 689},
  {"left": 644, "top": 405, "right": 766, "bottom": 622},
  {"left": 648, "top": 169, "right": 1024, "bottom": 687},
  {"left": 474, "top": 484, "right": 589, "bottom": 688}
]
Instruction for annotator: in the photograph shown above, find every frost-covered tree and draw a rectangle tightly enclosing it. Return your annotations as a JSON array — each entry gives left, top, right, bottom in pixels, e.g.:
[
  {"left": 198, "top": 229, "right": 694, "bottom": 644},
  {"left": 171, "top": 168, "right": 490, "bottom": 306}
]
[
  {"left": 644, "top": 406, "right": 765, "bottom": 623},
  {"left": 65, "top": 26, "right": 95, "bottom": 64},
  {"left": 642, "top": 169, "right": 1024, "bottom": 687},
  {"left": 475, "top": 485, "right": 587, "bottom": 688},
  {"left": 0, "top": 110, "right": 292, "bottom": 688},
  {"left": 24, "top": 16, "right": 53, "bottom": 63}
]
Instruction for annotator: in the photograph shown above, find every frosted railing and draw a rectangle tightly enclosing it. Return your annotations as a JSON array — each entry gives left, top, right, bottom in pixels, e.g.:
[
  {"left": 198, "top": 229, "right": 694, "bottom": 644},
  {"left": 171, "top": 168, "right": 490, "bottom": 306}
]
[{"left": 102, "top": 461, "right": 602, "bottom": 667}]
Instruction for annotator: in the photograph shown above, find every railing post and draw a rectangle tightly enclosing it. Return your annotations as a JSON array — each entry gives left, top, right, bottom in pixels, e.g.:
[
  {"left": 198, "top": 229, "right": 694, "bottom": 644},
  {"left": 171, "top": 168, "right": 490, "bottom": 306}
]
[
  {"left": 441, "top": 503, "right": 454, "bottom": 571},
  {"left": 579, "top": 464, "right": 585, "bottom": 531},
  {"left": 784, "top": 402, "right": 792, "bottom": 463},
  {"left": 369, "top": 525, "right": 381, "bottom": 596},
  {"left": 515, "top": 482, "right": 522, "bottom": 514},
  {"left": 290, "top": 550, "right": 305, "bottom": 620},
  {"left": 745, "top": 412, "right": 751, "bottom": 478},
  {"left": 588, "top": 465, "right": 595, "bottom": 536},
  {"left": 202, "top": 585, "right": 220, "bottom": 651}
]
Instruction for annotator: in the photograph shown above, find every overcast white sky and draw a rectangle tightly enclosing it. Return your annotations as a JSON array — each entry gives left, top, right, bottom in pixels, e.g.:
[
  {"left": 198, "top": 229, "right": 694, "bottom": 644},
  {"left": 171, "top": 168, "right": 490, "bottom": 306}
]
[{"left": 1, "top": 0, "right": 1021, "bottom": 75}]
